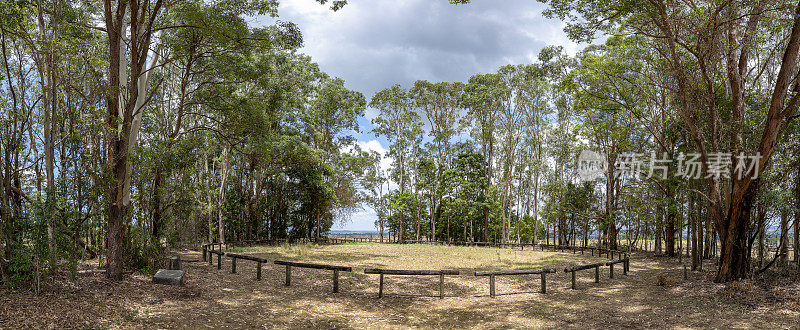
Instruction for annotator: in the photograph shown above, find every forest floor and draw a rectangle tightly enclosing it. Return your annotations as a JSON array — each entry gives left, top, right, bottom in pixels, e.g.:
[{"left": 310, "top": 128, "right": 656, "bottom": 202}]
[{"left": 1, "top": 243, "right": 799, "bottom": 329}]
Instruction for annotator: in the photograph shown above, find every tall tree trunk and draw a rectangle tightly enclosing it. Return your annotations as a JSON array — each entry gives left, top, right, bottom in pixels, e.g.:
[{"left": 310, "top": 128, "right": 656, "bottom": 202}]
[
  {"left": 655, "top": 214, "right": 662, "bottom": 254},
  {"left": 665, "top": 184, "right": 676, "bottom": 257},
  {"left": 103, "top": 0, "right": 164, "bottom": 280},
  {"left": 152, "top": 163, "right": 163, "bottom": 243},
  {"left": 35, "top": 0, "right": 58, "bottom": 273},
  {"left": 218, "top": 145, "right": 229, "bottom": 244},
  {"left": 716, "top": 183, "right": 758, "bottom": 281},
  {"left": 795, "top": 167, "right": 800, "bottom": 268},
  {"left": 533, "top": 169, "right": 539, "bottom": 246},
  {"left": 104, "top": 1, "right": 127, "bottom": 280},
  {"left": 780, "top": 209, "right": 789, "bottom": 267},
  {"left": 691, "top": 193, "right": 699, "bottom": 270}
]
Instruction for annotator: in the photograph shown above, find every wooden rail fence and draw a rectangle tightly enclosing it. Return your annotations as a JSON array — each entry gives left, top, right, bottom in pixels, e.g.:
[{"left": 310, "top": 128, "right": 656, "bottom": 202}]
[
  {"left": 207, "top": 249, "right": 225, "bottom": 270},
  {"left": 226, "top": 253, "right": 269, "bottom": 280},
  {"left": 198, "top": 243, "right": 635, "bottom": 297},
  {"left": 605, "top": 258, "right": 629, "bottom": 278},
  {"left": 474, "top": 268, "right": 557, "bottom": 297},
  {"left": 273, "top": 260, "right": 352, "bottom": 293},
  {"left": 202, "top": 243, "right": 225, "bottom": 262},
  {"left": 564, "top": 262, "right": 605, "bottom": 289},
  {"left": 363, "top": 268, "right": 460, "bottom": 298},
  {"left": 538, "top": 244, "right": 628, "bottom": 260}
]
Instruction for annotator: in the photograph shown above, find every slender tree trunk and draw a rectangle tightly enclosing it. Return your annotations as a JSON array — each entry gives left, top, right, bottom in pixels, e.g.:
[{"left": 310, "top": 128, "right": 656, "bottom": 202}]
[
  {"left": 152, "top": 163, "right": 163, "bottom": 243},
  {"left": 691, "top": 193, "right": 699, "bottom": 270},
  {"left": 35, "top": 0, "right": 58, "bottom": 272},
  {"left": 218, "top": 145, "right": 229, "bottom": 244},
  {"left": 533, "top": 169, "right": 539, "bottom": 246},
  {"left": 780, "top": 209, "right": 789, "bottom": 267},
  {"left": 665, "top": 185, "right": 676, "bottom": 257},
  {"left": 795, "top": 167, "right": 800, "bottom": 268}
]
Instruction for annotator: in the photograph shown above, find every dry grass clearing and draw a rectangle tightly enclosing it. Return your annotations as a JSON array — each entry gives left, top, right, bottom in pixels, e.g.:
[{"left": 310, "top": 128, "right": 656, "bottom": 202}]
[{"left": 1, "top": 243, "right": 798, "bottom": 329}]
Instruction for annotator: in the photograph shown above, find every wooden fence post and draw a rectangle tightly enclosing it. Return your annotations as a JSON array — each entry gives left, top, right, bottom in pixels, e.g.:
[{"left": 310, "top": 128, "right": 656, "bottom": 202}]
[
  {"left": 439, "top": 273, "right": 444, "bottom": 299},
  {"left": 231, "top": 258, "right": 237, "bottom": 274},
  {"left": 217, "top": 254, "right": 222, "bottom": 270},
  {"left": 202, "top": 247, "right": 207, "bottom": 262},
  {"left": 285, "top": 265, "right": 291, "bottom": 286},
  {"left": 594, "top": 266, "right": 599, "bottom": 283},
  {"left": 378, "top": 274, "right": 384, "bottom": 298},
  {"left": 540, "top": 272, "right": 547, "bottom": 294},
  {"left": 333, "top": 270, "right": 339, "bottom": 293},
  {"left": 257, "top": 261, "right": 262, "bottom": 280},
  {"left": 489, "top": 274, "right": 496, "bottom": 298},
  {"left": 609, "top": 263, "right": 614, "bottom": 279},
  {"left": 571, "top": 271, "right": 576, "bottom": 289}
]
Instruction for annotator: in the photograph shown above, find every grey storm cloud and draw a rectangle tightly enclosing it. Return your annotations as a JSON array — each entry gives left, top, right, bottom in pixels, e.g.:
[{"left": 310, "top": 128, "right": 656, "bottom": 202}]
[
  {"left": 256, "top": 0, "right": 578, "bottom": 231},
  {"left": 269, "top": 0, "right": 577, "bottom": 102}
]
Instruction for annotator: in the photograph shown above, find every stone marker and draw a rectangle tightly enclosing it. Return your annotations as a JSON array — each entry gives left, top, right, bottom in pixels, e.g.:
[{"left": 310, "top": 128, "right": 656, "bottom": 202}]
[{"left": 153, "top": 269, "right": 185, "bottom": 286}]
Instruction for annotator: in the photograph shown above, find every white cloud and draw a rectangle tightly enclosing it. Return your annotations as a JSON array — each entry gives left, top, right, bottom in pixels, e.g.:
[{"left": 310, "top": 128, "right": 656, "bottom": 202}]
[
  {"left": 333, "top": 206, "right": 378, "bottom": 231},
  {"left": 253, "top": 0, "right": 589, "bottom": 231},
  {"left": 266, "top": 0, "right": 581, "bottom": 99}
]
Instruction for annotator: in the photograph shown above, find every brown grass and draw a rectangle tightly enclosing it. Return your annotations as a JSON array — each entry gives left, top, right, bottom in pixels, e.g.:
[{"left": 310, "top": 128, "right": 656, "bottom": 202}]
[{"left": 1, "top": 243, "right": 798, "bottom": 329}]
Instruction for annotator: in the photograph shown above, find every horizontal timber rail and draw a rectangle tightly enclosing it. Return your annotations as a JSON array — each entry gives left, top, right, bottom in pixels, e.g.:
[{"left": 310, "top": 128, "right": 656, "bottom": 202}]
[
  {"left": 538, "top": 244, "right": 628, "bottom": 259},
  {"left": 364, "top": 269, "right": 459, "bottom": 275},
  {"left": 273, "top": 260, "right": 352, "bottom": 293},
  {"left": 226, "top": 253, "right": 269, "bottom": 280},
  {"left": 474, "top": 268, "right": 557, "bottom": 297},
  {"left": 564, "top": 262, "right": 605, "bottom": 289},
  {"left": 363, "top": 269, "right": 460, "bottom": 298},
  {"left": 201, "top": 243, "right": 225, "bottom": 261},
  {"left": 205, "top": 249, "right": 225, "bottom": 270},
  {"left": 605, "top": 258, "right": 630, "bottom": 278}
]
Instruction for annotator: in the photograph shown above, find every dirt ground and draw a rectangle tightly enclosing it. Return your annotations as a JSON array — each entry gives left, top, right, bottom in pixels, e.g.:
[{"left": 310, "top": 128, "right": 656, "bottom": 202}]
[{"left": 1, "top": 243, "right": 798, "bottom": 329}]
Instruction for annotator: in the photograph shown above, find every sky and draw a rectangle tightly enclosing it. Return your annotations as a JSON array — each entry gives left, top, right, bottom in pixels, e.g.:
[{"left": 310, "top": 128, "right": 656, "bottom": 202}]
[{"left": 257, "top": 0, "right": 580, "bottom": 231}]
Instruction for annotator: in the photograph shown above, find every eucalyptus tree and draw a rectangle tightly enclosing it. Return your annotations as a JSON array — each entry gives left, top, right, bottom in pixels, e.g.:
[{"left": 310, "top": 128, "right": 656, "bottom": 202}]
[
  {"left": 305, "top": 77, "right": 366, "bottom": 235},
  {"left": 541, "top": 0, "right": 800, "bottom": 282},
  {"left": 495, "top": 65, "right": 524, "bottom": 243},
  {"left": 1, "top": 0, "right": 107, "bottom": 281},
  {"left": 371, "top": 85, "right": 423, "bottom": 242},
  {"left": 98, "top": 0, "right": 352, "bottom": 279},
  {"left": 441, "top": 149, "right": 489, "bottom": 242},
  {"left": 461, "top": 73, "right": 505, "bottom": 242},
  {"left": 516, "top": 62, "right": 551, "bottom": 246},
  {"left": 363, "top": 151, "right": 389, "bottom": 241},
  {"left": 570, "top": 37, "right": 655, "bottom": 250},
  {"left": 411, "top": 80, "right": 462, "bottom": 240}
]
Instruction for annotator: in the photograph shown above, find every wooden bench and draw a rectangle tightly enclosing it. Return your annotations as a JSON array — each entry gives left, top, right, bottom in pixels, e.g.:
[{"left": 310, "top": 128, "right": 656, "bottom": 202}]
[
  {"left": 564, "top": 262, "right": 605, "bottom": 289},
  {"left": 363, "top": 269, "right": 460, "bottom": 298},
  {"left": 273, "top": 260, "right": 352, "bottom": 293},
  {"left": 226, "top": 253, "right": 269, "bottom": 280},
  {"left": 474, "top": 268, "right": 557, "bottom": 297}
]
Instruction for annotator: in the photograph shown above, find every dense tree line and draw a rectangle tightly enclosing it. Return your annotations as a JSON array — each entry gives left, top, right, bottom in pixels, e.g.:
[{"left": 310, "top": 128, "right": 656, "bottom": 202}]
[
  {"left": 1, "top": 0, "right": 799, "bottom": 287},
  {"left": 367, "top": 0, "right": 800, "bottom": 282},
  {"left": 0, "top": 0, "right": 362, "bottom": 283}
]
